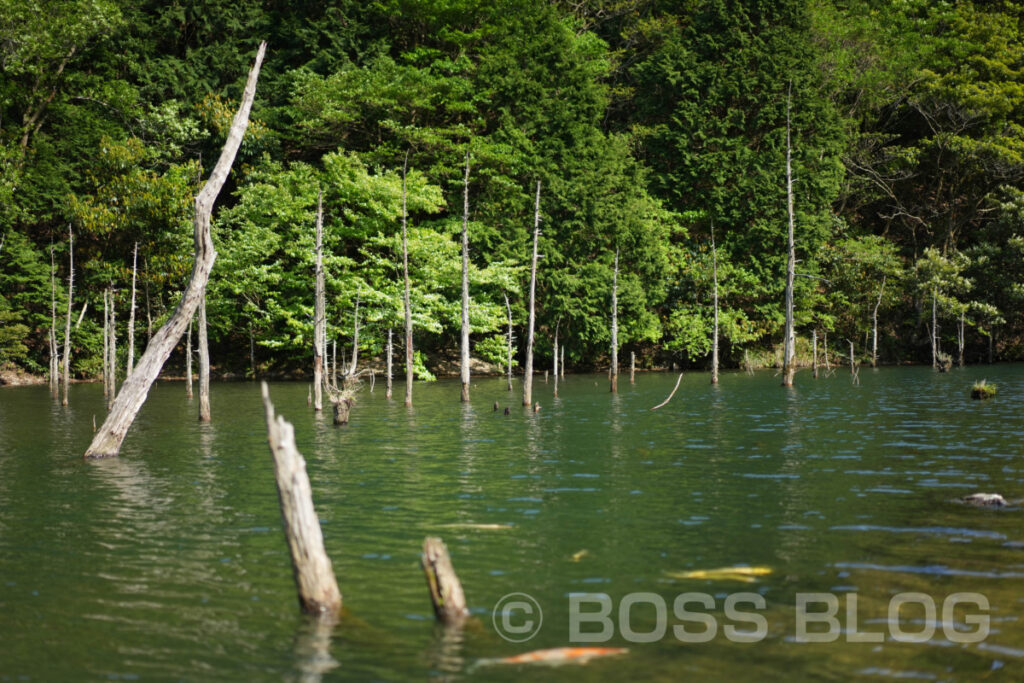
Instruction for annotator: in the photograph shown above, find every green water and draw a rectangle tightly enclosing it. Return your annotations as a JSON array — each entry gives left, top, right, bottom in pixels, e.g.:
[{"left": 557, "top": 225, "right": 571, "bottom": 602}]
[{"left": 2, "top": 367, "right": 1023, "bottom": 681}]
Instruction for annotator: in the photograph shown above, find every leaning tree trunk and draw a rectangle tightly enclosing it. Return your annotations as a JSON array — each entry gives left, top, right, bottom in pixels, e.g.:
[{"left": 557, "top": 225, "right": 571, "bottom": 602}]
[
  {"left": 61, "top": 225, "right": 73, "bottom": 406},
  {"left": 421, "top": 536, "right": 469, "bottom": 625},
  {"left": 711, "top": 220, "right": 720, "bottom": 385},
  {"left": 460, "top": 150, "right": 471, "bottom": 403},
  {"left": 198, "top": 290, "right": 211, "bottom": 421},
  {"left": 505, "top": 294, "right": 514, "bottom": 392},
  {"left": 522, "top": 181, "right": 540, "bottom": 407},
  {"left": 782, "top": 85, "right": 797, "bottom": 388},
  {"left": 85, "top": 42, "right": 266, "bottom": 459},
  {"left": 401, "top": 152, "right": 414, "bottom": 408},
  {"left": 127, "top": 242, "right": 138, "bottom": 377},
  {"left": 871, "top": 275, "right": 885, "bottom": 368},
  {"left": 386, "top": 327, "right": 393, "bottom": 400},
  {"left": 610, "top": 247, "right": 619, "bottom": 394},
  {"left": 313, "top": 189, "right": 325, "bottom": 412}
]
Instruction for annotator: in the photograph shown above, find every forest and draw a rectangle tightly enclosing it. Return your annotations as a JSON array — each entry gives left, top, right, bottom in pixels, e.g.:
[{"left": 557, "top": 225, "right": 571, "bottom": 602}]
[{"left": 2, "top": 0, "right": 1023, "bottom": 382}]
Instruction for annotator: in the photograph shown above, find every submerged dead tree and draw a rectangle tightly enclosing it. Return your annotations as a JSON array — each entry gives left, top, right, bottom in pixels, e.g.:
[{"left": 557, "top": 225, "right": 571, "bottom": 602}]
[
  {"left": 421, "top": 536, "right": 469, "bottom": 625},
  {"left": 610, "top": 248, "right": 619, "bottom": 394},
  {"left": 186, "top": 313, "right": 194, "bottom": 399},
  {"left": 553, "top": 319, "right": 560, "bottom": 398},
  {"left": 460, "top": 151, "right": 471, "bottom": 404},
  {"left": 85, "top": 42, "right": 266, "bottom": 459},
  {"left": 386, "top": 327, "right": 393, "bottom": 400},
  {"left": 782, "top": 85, "right": 797, "bottom": 388},
  {"left": 262, "top": 382, "right": 342, "bottom": 616},
  {"left": 401, "top": 153, "right": 414, "bottom": 408},
  {"left": 871, "top": 275, "right": 885, "bottom": 368},
  {"left": 313, "top": 190, "right": 325, "bottom": 412},
  {"left": 127, "top": 242, "right": 138, "bottom": 377},
  {"left": 61, "top": 225, "right": 74, "bottom": 406},
  {"left": 504, "top": 294, "right": 514, "bottom": 392},
  {"left": 107, "top": 287, "right": 117, "bottom": 409},
  {"left": 523, "top": 181, "right": 541, "bottom": 407},
  {"left": 198, "top": 291, "right": 211, "bottom": 421},
  {"left": 348, "top": 290, "right": 360, "bottom": 379},
  {"left": 49, "top": 243, "right": 59, "bottom": 397},
  {"left": 711, "top": 221, "right": 720, "bottom": 385}
]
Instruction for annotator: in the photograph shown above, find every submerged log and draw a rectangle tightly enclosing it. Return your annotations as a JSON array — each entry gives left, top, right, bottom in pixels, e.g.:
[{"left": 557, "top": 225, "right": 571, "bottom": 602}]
[
  {"left": 421, "top": 536, "right": 469, "bottom": 625},
  {"left": 262, "top": 382, "right": 342, "bottom": 615},
  {"left": 332, "top": 397, "right": 353, "bottom": 425}
]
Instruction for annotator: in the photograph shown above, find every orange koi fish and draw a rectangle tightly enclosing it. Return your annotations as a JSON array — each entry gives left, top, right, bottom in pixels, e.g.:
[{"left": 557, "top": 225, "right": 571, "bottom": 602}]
[{"left": 477, "top": 646, "right": 628, "bottom": 667}]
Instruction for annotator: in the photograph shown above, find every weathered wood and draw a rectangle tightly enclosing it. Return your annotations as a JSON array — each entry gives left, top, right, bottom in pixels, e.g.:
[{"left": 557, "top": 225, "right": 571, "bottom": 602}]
[
  {"left": 349, "top": 290, "right": 361, "bottom": 378},
  {"left": 332, "top": 397, "right": 352, "bottom": 426},
  {"left": 651, "top": 373, "right": 684, "bottom": 411},
  {"left": 505, "top": 293, "right": 514, "bottom": 392},
  {"left": 460, "top": 150, "right": 471, "bottom": 404},
  {"left": 871, "top": 275, "right": 885, "bottom": 368},
  {"left": 107, "top": 287, "right": 116, "bottom": 409},
  {"left": 186, "top": 313, "right": 194, "bottom": 399},
  {"left": 401, "top": 152, "right": 414, "bottom": 408},
  {"left": 523, "top": 181, "right": 540, "bottom": 406},
  {"left": 421, "top": 536, "right": 469, "bottom": 625},
  {"left": 102, "top": 289, "right": 109, "bottom": 400},
  {"left": 553, "top": 319, "right": 560, "bottom": 398},
  {"left": 261, "top": 382, "right": 342, "bottom": 615},
  {"left": 610, "top": 247, "right": 619, "bottom": 394},
  {"left": 782, "top": 84, "right": 797, "bottom": 388},
  {"left": 561, "top": 344, "right": 565, "bottom": 379},
  {"left": 49, "top": 243, "right": 58, "bottom": 397},
  {"left": 60, "top": 225, "right": 73, "bottom": 406},
  {"left": 85, "top": 42, "right": 266, "bottom": 458},
  {"left": 127, "top": 242, "right": 138, "bottom": 377},
  {"left": 957, "top": 309, "right": 965, "bottom": 368},
  {"left": 198, "top": 290, "right": 211, "bottom": 421},
  {"left": 812, "top": 329, "right": 818, "bottom": 379},
  {"left": 630, "top": 350, "right": 635, "bottom": 385},
  {"left": 710, "top": 220, "right": 719, "bottom": 385},
  {"left": 313, "top": 190, "right": 325, "bottom": 412},
  {"left": 385, "top": 327, "right": 393, "bottom": 400},
  {"left": 931, "top": 287, "right": 938, "bottom": 370}
]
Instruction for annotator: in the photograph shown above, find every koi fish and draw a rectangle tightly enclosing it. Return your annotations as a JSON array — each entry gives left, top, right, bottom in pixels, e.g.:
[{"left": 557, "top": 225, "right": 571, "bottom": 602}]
[
  {"left": 476, "top": 646, "right": 628, "bottom": 667},
  {"left": 570, "top": 549, "right": 589, "bottom": 562},
  {"left": 666, "top": 566, "right": 772, "bottom": 583}
]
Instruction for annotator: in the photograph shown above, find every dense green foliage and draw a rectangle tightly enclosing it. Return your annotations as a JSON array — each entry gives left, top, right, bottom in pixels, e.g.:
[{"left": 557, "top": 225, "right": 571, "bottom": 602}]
[{"left": 2, "top": 0, "right": 1023, "bottom": 379}]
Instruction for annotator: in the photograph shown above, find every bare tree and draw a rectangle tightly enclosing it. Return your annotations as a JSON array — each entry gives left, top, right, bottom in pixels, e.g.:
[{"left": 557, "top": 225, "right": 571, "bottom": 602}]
[
  {"left": 127, "top": 242, "right": 138, "bottom": 377},
  {"left": 186, "top": 313, "right": 194, "bottom": 399},
  {"left": 348, "top": 290, "right": 361, "bottom": 378},
  {"left": 313, "top": 190, "right": 325, "bottom": 412},
  {"left": 782, "top": 84, "right": 797, "bottom": 388},
  {"left": 386, "top": 327, "right": 393, "bottom": 400},
  {"left": 61, "top": 225, "right": 73, "bottom": 406},
  {"left": 523, "top": 181, "right": 541, "bottom": 407},
  {"left": 401, "top": 152, "right": 414, "bottom": 408},
  {"left": 711, "top": 221, "right": 720, "bottom": 385},
  {"left": 460, "top": 151, "right": 471, "bottom": 403},
  {"left": 553, "top": 319, "right": 560, "bottom": 398},
  {"left": 610, "top": 248, "right": 619, "bottom": 393},
  {"left": 49, "top": 242, "right": 58, "bottom": 397},
  {"left": 85, "top": 42, "right": 266, "bottom": 458},
  {"left": 107, "top": 287, "right": 117, "bottom": 409},
  {"left": 505, "top": 294, "right": 514, "bottom": 392},
  {"left": 198, "top": 291, "right": 211, "bottom": 421}
]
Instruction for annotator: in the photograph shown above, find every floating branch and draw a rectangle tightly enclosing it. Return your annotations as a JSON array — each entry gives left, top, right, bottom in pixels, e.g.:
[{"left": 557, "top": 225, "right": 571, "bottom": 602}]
[{"left": 651, "top": 373, "right": 683, "bottom": 411}]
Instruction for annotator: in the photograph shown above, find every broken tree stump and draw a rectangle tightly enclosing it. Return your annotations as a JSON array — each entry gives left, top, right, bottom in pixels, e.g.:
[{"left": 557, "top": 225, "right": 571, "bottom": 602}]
[
  {"left": 262, "top": 382, "right": 342, "bottom": 616},
  {"left": 421, "top": 536, "right": 469, "bottom": 625},
  {"left": 332, "top": 397, "right": 353, "bottom": 425}
]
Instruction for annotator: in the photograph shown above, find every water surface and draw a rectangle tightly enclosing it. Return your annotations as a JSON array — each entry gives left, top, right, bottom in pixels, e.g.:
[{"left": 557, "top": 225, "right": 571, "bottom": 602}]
[{"left": 1, "top": 366, "right": 1022, "bottom": 680}]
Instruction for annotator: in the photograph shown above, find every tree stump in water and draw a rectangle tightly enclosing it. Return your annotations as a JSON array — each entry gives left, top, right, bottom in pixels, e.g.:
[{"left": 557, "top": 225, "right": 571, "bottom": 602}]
[
  {"left": 421, "top": 536, "right": 469, "bottom": 625},
  {"left": 262, "top": 382, "right": 342, "bottom": 616},
  {"left": 332, "top": 397, "right": 353, "bottom": 425}
]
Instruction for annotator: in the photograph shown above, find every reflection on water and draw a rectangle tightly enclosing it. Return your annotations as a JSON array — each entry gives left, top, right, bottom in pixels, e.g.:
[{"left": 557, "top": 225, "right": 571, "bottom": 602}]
[{"left": 1, "top": 367, "right": 1023, "bottom": 679}]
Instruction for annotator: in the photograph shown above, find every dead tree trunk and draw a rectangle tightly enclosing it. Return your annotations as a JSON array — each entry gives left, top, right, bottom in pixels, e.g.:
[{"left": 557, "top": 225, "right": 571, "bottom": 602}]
[
  {"left": 711, "top": 220, "right": 720, "bottom": 385},
  {"left": 261, "top": 382, "right": 342, "bottom": 616},
  {"left": 848, "top": 339, "right": 855, "bottom": 374},
  {"left": 931, "top": 287, "right": 938, "bottom": 370},
  {"left": 505, "top": 294, "right": 513, "bottom": 392},
  {"left": 186, "top": 313, "right": 194, "bottom": 399},
  {"left": 561, "top": 344, "right": 565, "bottom": 379},
  {"left": 332, "top": 397, "right": 352, "bottom": 426},
  {"left": 248, "top": 324, "right": 255, "bottom": 379},
  {"left": 553, "top": 319, "right": 560, "bottom": 398},
  {"left": 630, "top": 350, "right": 636, "bottom": 384},
  {"left": 313, "top": 189, "right": 325, "bottom": 412},
  {"left": 957, "top": 309, "right": 965, "bottom": 368},
  {"left": 61, "top": 225, "right": 73, "bottom": 406},
  {"left": 523, "top": 181, "right": 540, "bottom": 407},
  {"left": 85, "top": 42, "right": 266, "bottom": 459},
  {"left": 198, "top": 291, "right": 211, "bottom": 421},
  {"left": 107, "top": 287, "right": 117, "bottom": 410},
  {"left": 871, "top": 275, "right": 885, "bottom": 368},
  {"left": 823, "top": 331, "right": 831, "bottom": 371},
  {"left": 386, "top": 327, "right": 393, "bottom": 400},
  {"left": 610, "top": 247, "right": 619, "bottom": 394},
  {"left": 782, "top": 84, "right": 797, "bottom": 388},
  {"left": 812, "top": 329, "right": 818, "bottom": 378},
  {"left": 349, "top": 290, "right": 361, "bottom": 378},
  {"left": 402, "top": 152, "right": 414, "bottom": 408},
  {"left": 460, "top": 151, "right": 471, "bottom": 403},
  {"left": 127, "top": 242, "right": 138, "bottom": 377},
  {"left": 49, "top": 243, "right": 59, "bottom": 397},
  {"left": 331, "top": 339, "right": 337, "bottom": 390},
  {"left": 102, "top": 289, "right": 109, "bottom": 401},
  {"left": 421, "top": 536, "right": 469, "bottom": 625}
]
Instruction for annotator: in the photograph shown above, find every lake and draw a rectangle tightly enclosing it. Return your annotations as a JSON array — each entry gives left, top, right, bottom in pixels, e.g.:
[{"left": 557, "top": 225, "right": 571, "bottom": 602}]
[{"left": 1, "top": 366, "right": 1022, "bottom": 680}]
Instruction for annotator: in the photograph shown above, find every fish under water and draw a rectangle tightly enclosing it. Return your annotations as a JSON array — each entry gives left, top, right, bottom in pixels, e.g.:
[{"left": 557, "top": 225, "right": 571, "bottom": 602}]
[
  {"left": 665, "top": 566, "right": 772, "bottom": 583},
  {"left": 474, "top": 646, "right": 628, "bottom": 667}
]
